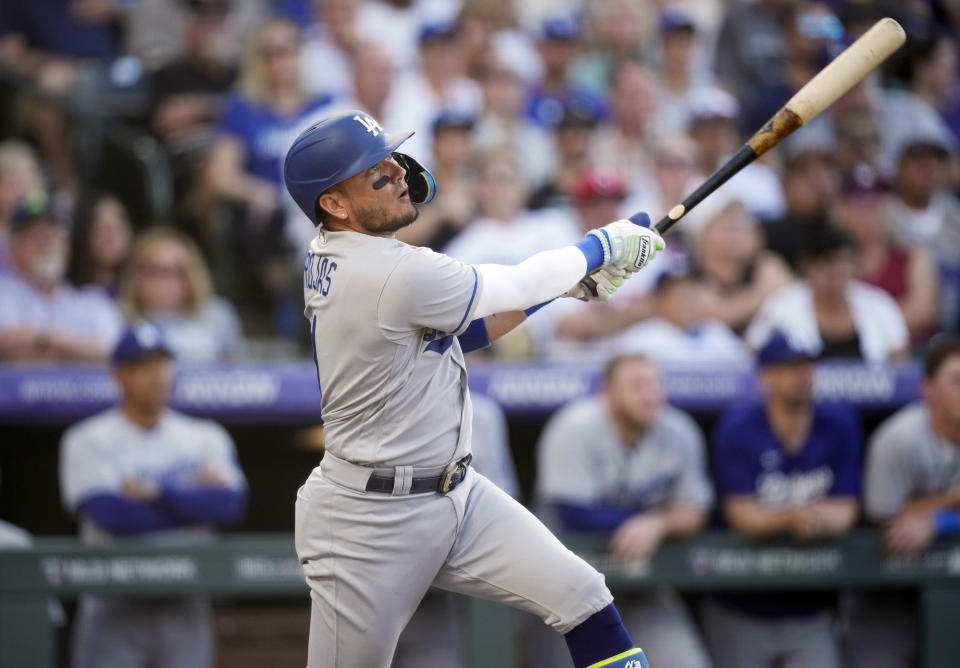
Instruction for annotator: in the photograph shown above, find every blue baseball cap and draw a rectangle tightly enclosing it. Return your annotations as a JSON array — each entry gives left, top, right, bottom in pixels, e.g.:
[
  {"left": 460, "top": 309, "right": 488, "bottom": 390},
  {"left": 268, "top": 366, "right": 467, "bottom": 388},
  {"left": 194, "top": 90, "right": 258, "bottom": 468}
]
[
  {"left": 539, "top": 13, "right": 581, "bottom": 41},
  {"left": 659, "top": 7, "right": 695, "bottom": 35},
  {"left": 9, "top": 192, "right": 66, "bottom": 234},
  {"left": 757, "top": 332, "right": 816, "bottom": 368},
  {"left": 419, "top": 20, "right": 458, "bottom": 44},
  {"left": 112, "top": 321, "right": 174, "bottom": 366}
]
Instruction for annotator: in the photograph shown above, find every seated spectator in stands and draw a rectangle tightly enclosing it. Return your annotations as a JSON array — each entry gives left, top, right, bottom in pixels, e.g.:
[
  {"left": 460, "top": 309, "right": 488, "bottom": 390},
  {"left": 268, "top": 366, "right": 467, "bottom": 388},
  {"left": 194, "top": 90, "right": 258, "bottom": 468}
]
[
  {"left": 528, "top": 105, "right": 599, "bottom": 210},
  {"left": 443, "top": 150, "right": 579, "bottom": 266},
  {"left": 712, "top": 0, "right": 789, "bottom": 104},
  {"left": 685, "top": 90, "right": 784, "bottom": 224},
  {"left": 888, "top": 135, "right": 960, "bottom": 332},
  {"left": 383, "top": 19, "right": 483, "bottom": 164},
  {"left": 704, "top": 332, "right": 861, "bottom": 668},
  {"left": 536, "top": 354, "right": 713, "bottom": 668},
  {"left": 397, "top": 112, "right": 476, "bottom": 251},
  {"left": 66, "top": 193, "right": 133, "bottom": 296},
  {"left": 693, "top": 202, "right": 793, "bottom": 335},
  {"left": 60, "top": 321, "right": 247, "bottom": 668},
  {"left": 0, "top": 140, "right": 45, "bottom": 273},
  {"left": 746, "top": 225, "right": 908, "bottom": 362},
  {"left": 150, "top": 0, "right": 237, "bottom": 222},
  {"left": 838, "top": 167, "right": 938, "bottom": 344},
  {"left": 570, "top": 0, "right": 649, "bottom": 95},
  {"left": 762, "top": 149, "right": 842, "bottom": 270},
  {"left": 846, "top": 336, "right": 960, "bottom": 668},
  {"left": 300, "top": 0, "right": 362, "bottom": 101},
  {"left": 0, "top": 194, "right": 123, "bottom": 362},
  {"left": 616, "top": 270, "right": 749, "bottom": 366},
  {"left": 473, "top": 51, "right": 555, "bottom": 187},
  {"left": 526, "top": 13, "right": 606, "bottom": 130},
  {"left": 344, "top": 41, "right": 395, "bottom": 122},
  {"left": 118, "top": 227, "right": 243, "bottom": 363}
]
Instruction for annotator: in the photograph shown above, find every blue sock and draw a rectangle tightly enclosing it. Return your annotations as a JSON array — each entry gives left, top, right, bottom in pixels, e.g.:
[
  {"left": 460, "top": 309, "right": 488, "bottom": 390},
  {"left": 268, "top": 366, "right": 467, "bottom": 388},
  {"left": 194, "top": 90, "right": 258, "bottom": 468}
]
[{"left": 564, "top": 603, "right": 635, "bottom": 668}]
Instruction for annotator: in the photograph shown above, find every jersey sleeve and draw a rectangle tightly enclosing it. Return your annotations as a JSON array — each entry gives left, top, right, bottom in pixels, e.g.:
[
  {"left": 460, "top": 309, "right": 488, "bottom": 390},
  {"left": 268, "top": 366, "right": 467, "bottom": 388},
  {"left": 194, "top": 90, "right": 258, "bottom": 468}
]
[
  {"left": 827, "top": 404, "right": 862, "bottom": 497},
  {"left": 535, "top": 403, "right": 605, "bottom": 505},
  {"left": 711, "top": 410, "right": 761, "bottom": 498},
  {"left": 864, "top": 418, "right": 916, "bottom": 521},
  {"left": 378, "top": 248, "right": 481, "bottom": 337},
  {"left": 59, "top": 425, "right": 123, "bottom": 513},
  {"left": 666, "top": 409, "right": 715, "bottom": 510}
]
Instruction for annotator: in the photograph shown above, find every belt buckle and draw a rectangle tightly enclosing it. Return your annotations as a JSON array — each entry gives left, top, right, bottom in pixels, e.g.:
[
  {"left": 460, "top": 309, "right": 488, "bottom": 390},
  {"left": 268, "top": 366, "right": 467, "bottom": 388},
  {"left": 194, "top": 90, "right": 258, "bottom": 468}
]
[{"left": 438, "top": 454, "right": 472, "bottom": 494}]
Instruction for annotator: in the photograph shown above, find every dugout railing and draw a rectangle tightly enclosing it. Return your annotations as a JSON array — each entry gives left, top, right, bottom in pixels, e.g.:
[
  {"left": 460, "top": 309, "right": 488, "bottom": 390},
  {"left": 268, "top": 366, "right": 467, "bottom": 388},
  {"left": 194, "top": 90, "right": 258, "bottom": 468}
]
[{"left": 1, "top": 531, "right": 959, "bottom": 667}]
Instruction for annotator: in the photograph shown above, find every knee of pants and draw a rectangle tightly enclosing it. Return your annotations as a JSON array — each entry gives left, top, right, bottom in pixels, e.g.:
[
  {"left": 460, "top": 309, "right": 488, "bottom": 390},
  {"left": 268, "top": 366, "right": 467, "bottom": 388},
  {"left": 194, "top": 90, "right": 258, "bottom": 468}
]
[{"left": 549, "top": 566, "right": 613, "bottom": 635}]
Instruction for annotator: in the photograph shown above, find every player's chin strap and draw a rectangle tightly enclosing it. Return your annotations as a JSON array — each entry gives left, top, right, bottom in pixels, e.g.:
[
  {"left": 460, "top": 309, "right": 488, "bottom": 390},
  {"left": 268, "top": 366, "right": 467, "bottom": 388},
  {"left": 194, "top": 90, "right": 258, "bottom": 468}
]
[{"left": 392, "top": 152, "right": 436, "bottom": 204}]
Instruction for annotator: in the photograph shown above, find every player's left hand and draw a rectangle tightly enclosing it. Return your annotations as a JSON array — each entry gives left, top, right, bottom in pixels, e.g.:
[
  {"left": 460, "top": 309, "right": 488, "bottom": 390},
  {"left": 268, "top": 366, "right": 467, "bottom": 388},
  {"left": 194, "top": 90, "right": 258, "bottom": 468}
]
[
  {"left": 610, "top": 512, "right": 667, "bottom": 561},
  {"left": 884, "top": 510, "right": 936, "bottom": 556},
  {"left": 563, "top": 265, "right": 630, "bottom": 302},
  {"left": 589, "top": 219, "right": 665, "bottom": 271}
]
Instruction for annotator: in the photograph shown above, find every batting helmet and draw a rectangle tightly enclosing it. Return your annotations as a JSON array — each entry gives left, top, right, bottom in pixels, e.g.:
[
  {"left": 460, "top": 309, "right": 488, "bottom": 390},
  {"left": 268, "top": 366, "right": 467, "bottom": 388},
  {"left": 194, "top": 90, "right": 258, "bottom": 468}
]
[{"left": 284, "top": 110, "right": 436, "bottom": 224}]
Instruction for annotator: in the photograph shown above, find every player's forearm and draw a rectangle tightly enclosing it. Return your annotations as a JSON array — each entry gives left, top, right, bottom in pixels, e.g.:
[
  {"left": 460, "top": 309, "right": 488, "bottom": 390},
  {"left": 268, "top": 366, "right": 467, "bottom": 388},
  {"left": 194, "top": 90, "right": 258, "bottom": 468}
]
[
  {"left": 723, "top": 498, "right": 799, "bottom": 537},
  {"left": 473, "top": 246, "right": 589, "bottom": 318},
  {"left": 80, "top": 493, "right": 186, "bottom": 535},
  {"left": 655, "top": 504, "right": 708, "bottom": 538},
  {"left": 158, "top": 485, "right": 247, "bottom": 526},
  {"left": 900, "top": 487, "right": 960, "bottom": 516}
]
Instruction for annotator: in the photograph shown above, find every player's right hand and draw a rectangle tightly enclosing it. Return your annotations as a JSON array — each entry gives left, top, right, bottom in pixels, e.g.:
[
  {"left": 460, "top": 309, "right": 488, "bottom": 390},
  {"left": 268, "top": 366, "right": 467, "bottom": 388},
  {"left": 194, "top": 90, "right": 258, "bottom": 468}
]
[
  {"left": 588, "top": 218, "right": 665, "bottom": 271},
  {"left": 563, "top": 264, "right": 630, "bottom": 301}
]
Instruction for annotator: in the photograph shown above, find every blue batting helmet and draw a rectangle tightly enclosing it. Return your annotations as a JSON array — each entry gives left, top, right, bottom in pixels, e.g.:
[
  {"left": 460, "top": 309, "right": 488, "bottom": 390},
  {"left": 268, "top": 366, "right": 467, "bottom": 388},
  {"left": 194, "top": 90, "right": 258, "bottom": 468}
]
[{"left": 283, "top": 110, "right": 436, "bottom": 224}]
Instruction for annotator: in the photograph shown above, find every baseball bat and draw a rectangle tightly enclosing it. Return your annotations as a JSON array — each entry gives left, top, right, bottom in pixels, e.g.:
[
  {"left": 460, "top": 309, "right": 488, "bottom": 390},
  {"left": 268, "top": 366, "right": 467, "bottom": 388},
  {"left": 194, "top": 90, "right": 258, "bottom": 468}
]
[{"left": 650, "top": 17, "right": 906, "bottom": 236}]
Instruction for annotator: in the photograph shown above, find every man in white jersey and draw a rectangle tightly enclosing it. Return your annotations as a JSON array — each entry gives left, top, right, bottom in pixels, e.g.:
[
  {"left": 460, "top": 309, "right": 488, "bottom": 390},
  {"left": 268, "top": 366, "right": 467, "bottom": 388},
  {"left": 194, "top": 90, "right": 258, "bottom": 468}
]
[
  {"left": 284, "top": 109, "right": 664, "bottom": 668},
  {"left": 60, "top": 321, "right": 247, "bottom": 668}
]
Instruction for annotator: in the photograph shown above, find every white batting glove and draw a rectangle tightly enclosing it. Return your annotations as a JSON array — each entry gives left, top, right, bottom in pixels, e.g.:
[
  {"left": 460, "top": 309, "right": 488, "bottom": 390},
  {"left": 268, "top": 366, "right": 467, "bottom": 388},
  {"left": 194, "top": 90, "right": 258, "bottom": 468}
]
[
  {"left": 563, "top": 265, "right": 630, "bottom": 301},
  {"left": 587, "top": 219, "right": 665, "bottom": 271}
]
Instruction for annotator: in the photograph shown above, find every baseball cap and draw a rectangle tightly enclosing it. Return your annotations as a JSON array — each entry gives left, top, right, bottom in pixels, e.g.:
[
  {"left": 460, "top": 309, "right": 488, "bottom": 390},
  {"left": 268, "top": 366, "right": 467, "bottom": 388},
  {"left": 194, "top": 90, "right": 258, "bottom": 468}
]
[
  {"left": 538, "top": 13, "right": 581, "bottom": 41},
  {"left": 573, "top": 168, "right": 627, "bottom": 202},
  {"left": 9, "top": 192, "right": 65, "bottom": 234},
  {"left": 842, "top": 164, "right": 889, "bottom": 197},
  {"left": 112, "top": 321, "right": 174, "bottom": 366},
  {"left": 757, "top": 332, "right": 816, "bottom": 368},
  {"left": 659, "top": 7, "right": 696, "bottom": 35},
  {"left": 432, "top": 110, "right": 475, "bottom": 134},
  {"left": 687, "top": 88, "right": 739, "bottom": 125},
  {"left": 419, "top": 20, "right": 458, "bottom": 44}
]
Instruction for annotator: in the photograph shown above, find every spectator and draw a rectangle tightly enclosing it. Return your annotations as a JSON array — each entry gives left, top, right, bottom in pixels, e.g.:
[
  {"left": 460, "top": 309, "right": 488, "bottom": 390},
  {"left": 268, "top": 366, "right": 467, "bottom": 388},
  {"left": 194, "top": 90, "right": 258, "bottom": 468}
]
[
  {"left": 346, "top": 41, "right": 395, "bottom": 121},
  {"left": 526, "top": 13, "right": 605, "bottom": 130},
  {"left": 528, "top": 106, "right": 600, "bottom": 210},
  {"left": 838, "top": 167, "right": 939, "bottom": 343},
  {"left": 301, "top": 0, "right": 362, "bottom": 100},
  {"left": 535, "top": 353, "right": 714, "bottom": 668},
  {"left": 746, "top": 225, "right": 908, "bottom": 362},
  {"left": 397, "top": 112, "right": 476, "bottom": 251},
  {"left": 762, "top": 149, "right": 843, "bottom": 270},
  {"left": 0, "top": 140, "right": 45, "bottom": 272},
  {"left": 0, "top": 193, "right": 123, "bottom": 362},
  {"left": 383, "top": 19, "right": 483, "bottom": 165},
  {"left": 118, "top": 227, "right": 243, "bottom": 363},
  {"left": 712, "top": 0, "right": 791, "bottom": 103},
  {"left": 846, "top": 336, "right": 960, "bottom": 668},
  {"left": 693, "top": 202, "right": 793, "bottom": 335},
  {"left": 443, "top": 150, "right": 578, "bottom": 266},
  {"left": 888, "top": 135, "right": 960, "bottom": 331},
  {"left": 616, "top": 270, "right": 749, "bottom": 366},
  {"left": 66, "top": 193, "right": 134, "bottom": 296},
  {"left": 60, "top": 321, "right": 247, "bottom": 668},
  {"left": 150, "top": 0, "right": 238, "bottom": 223},
  {"left": 570, "top": 0, "right": 650, "bottom": 95},
  {"left": 704, "top": 332, "right": 861, "bottom": 668}
]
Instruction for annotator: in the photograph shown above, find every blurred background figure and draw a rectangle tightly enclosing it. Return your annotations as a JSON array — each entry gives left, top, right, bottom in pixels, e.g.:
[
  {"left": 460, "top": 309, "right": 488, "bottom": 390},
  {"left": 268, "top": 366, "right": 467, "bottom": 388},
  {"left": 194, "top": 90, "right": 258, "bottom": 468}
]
[
  {"left": 0, "top": 193, "right": 123, "bottom": 362},
  {"left": 713, "top": 0, "right": 791, "bottom": 104},
  {"left": 118, "top": 227, "right": 243, "bottom": 363},
  {"left": 66, "top": 192, "right": 134, "bottom": 296},
  {"left": 0, "top": 140, "right": 45, "bottom": 272},
  {"left": 837, "top": 167, "right": 939, "bottom": 345},
  {"left": 528, "top": 105, "right": 599, "bottom": 210},
  {"left": 60, "top": 321, "right": 247, "bottom": 668},
  {"left": 746, "top": 225, "right": 909, "bottom": 362},
  {"left": 301, "top": 0, "right": 362, "bottom": 101},
  {"left": 693, "top": 202, "right": 793, "bottom": 335},
  {"left": 705, "top": 332, "right": 861, "bottom": 668},
  {"left": 615, "top": 270, "right": 749, "bottom": 366},
  {"left": 571, "top": 0, "right": 650, "bottom": 95},
  {"left": 535, "top": 354, "right": 714, "bottom": 668}
]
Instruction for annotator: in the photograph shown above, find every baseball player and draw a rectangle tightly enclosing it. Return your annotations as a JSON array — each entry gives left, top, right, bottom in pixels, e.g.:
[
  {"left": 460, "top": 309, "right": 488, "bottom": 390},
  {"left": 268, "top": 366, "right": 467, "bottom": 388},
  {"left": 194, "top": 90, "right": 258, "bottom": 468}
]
[
  {"left": 60, "top": 321, "right": 248, "bottom": 668},
  {"left": 284, "top": 109, "right": 663, "bottom": 668}
]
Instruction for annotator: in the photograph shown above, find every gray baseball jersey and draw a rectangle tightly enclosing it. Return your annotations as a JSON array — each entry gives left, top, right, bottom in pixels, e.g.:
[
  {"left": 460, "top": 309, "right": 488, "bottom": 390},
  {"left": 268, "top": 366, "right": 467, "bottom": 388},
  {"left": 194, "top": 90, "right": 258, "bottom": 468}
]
[
  {"left": 865, "top": 402, "right": 960, "bottom": 521},
  {"left": 304, "top": 229, "right": 480, "bottom": 467},
  {"left": 536, "top": 397, "right": 714, "bottom": 512}
]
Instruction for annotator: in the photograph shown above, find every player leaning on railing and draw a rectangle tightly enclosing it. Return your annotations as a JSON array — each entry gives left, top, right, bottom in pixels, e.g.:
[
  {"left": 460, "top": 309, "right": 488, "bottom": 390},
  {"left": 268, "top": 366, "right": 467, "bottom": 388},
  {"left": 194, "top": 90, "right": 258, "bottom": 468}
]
[{"left": 283, "top": 110, "right": 663, "bottom": 668}]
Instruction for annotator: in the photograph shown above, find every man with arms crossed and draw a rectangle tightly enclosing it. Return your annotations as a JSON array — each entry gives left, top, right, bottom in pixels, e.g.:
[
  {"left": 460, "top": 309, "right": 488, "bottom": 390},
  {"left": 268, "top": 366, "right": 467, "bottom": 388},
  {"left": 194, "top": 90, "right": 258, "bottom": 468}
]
[{"left": 284, "top": 110, "right": 663, "bottom": 668}]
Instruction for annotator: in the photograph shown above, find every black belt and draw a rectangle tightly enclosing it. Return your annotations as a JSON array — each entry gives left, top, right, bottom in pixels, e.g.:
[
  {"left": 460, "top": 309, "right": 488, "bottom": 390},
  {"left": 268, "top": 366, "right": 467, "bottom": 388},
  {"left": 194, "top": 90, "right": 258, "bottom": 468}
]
[{"left": 365, "top": 454, "right": 472, "bottom": 495}]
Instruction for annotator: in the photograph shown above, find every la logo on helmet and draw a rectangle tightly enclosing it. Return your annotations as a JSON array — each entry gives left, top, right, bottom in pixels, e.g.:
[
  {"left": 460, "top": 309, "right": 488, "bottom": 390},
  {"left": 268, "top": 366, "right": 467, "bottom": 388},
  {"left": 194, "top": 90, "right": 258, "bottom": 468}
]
[{"left": 353, "top": 114, "right": 383, "bottom": 136}]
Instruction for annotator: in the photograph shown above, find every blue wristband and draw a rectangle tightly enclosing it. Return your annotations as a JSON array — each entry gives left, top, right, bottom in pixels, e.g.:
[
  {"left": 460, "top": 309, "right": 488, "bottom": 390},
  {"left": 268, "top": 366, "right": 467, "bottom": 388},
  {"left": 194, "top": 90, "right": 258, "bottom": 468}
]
[
  {"left": 934, "top": 510, "right": 960, "bottom": 536},
  {"left": 575, "top": 235, "right": 605, "bottom": 273},
  {"left": 524, "top": 299, "right": 555, "bottom": 316}
]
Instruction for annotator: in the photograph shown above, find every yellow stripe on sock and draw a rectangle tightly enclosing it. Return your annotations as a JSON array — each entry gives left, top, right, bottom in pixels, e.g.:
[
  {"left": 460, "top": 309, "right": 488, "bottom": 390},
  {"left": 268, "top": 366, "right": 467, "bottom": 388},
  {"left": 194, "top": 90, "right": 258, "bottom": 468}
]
[{"left": 585, "top": 647, "right": 644, "bottom": 668}]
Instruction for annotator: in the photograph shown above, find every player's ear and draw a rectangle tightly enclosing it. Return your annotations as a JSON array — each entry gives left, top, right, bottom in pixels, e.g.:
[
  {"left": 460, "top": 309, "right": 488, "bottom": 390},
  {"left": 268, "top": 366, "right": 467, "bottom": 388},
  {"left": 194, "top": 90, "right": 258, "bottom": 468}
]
[{"left": 317, "top": 190, "right": 348, "bottom": 222}]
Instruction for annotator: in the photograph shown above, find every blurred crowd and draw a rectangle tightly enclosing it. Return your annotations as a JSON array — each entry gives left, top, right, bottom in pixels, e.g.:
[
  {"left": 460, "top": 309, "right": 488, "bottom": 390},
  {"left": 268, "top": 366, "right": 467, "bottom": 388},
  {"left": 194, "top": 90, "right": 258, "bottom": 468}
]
[{"left": 0, "top": 0, "right": 957, "bottom": 365}]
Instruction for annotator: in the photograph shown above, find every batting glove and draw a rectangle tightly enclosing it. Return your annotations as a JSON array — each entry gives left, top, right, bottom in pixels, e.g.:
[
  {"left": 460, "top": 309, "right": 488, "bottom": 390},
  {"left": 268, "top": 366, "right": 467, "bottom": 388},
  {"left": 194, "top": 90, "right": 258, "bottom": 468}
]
[
  {"left": 588, "top": 219, "right": 665, "bottom": 271},
  {"left": 563, "top": 264, "right": 630, "bottom": 301}
]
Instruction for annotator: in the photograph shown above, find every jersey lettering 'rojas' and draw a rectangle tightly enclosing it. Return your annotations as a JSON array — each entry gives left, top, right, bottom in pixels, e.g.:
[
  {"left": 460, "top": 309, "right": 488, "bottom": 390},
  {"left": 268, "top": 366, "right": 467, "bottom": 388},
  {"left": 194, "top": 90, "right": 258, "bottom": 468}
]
[{"left": 304, "top": 229, "right": 481, "bottom": 467}]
